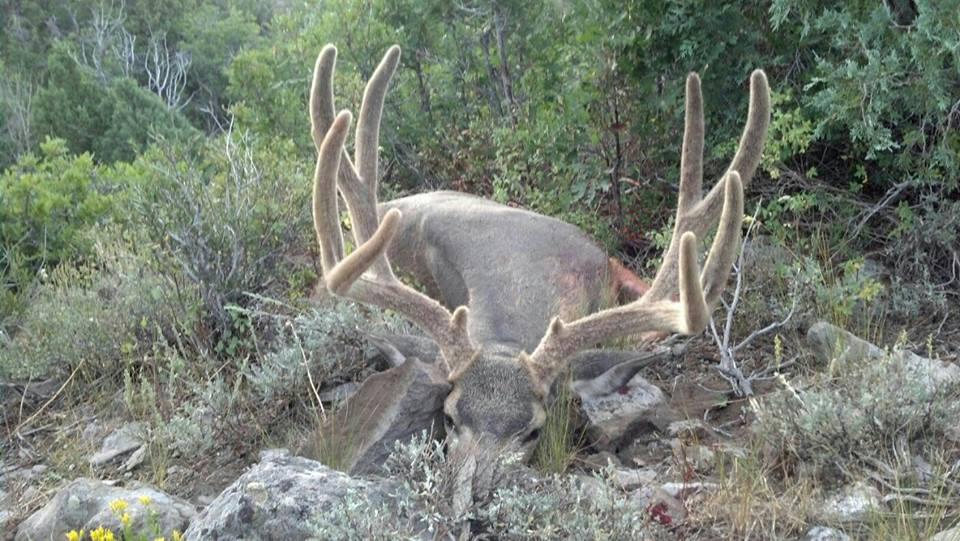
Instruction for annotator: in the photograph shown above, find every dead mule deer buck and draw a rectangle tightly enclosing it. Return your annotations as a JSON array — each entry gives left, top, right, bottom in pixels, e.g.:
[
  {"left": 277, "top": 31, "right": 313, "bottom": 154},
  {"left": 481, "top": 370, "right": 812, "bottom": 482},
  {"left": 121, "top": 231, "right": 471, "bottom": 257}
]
[{"left": 311, "top": 45, "right": 769, "bottom": 464}]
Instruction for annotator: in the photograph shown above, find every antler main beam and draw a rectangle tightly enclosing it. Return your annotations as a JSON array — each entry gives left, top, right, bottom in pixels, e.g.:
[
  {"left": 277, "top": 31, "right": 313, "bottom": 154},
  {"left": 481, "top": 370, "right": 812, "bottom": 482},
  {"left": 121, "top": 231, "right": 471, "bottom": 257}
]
[
  {"left": 526, "top": 69, "right": 769, "bottom": 379},
  {"left": 310, "top": 45, "right": 478, "bottom": 373},
  {"left": 643, "top": 70, "right": 770, "bottom": 304}
]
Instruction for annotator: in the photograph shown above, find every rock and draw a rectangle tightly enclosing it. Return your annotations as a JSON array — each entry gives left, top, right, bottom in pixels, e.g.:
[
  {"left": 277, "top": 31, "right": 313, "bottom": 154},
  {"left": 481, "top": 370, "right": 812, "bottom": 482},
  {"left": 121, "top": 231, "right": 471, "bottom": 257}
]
[
  {"left": 1, "top": 379, "right": 60, "bottom": 423},
  {"left": 81, "top": 420, "right": 106, "bottom": 445},
  {"left": 821, "top": 481, "right": 881, "bottom": 522},
  {"left": 631, "top": 486, "right": 687, "bottom": 525},
  {"left": 579, "top": 451, "right": 621, "bottom": 471},
  {"left": 307, "top": 357, "right": 450, "bottom": 476},
  {"left": 609, "top": 467, "right": 656, "bottom": 491},
  {"left": 571, "top": 474, "right": 607, "bottom": 502},
  {"left": 807, "top": 322, "right": 885, "bottom": 366},
  {"left": 807, "top": 321, "right": 960, "bottom": 392},
  {"left": 805, "top": 526, "right": 851, "bottom": 541},
  {"left": 0, "top": 464, "right": 42, "bottom": 486},
  {"left": 658, "top": 481, "right": 718, "bottom": 499},
  {"left": 184, "top": 449, "right": 425, "bottom": 541},
  {"left": 89, "top": 422, "right": 146, "bottom": 469},
  {"left": 575, "top": 372, "right": 666, "bottom": 450},
  {"left": 16, "top": 479, "right": 194, "bottom": 540},
  {"left": 929, "top": 526, "right": 960, "bottom": 541},
  {"left": 670, "top": 440, "right": 715, "bottom": 473},
  {"left": 21, "top": 485, "right": 41, "bottom": 503},
  {"left": 1, "top": 487, "right": 13, "bottom": 532},
  {"left": 666, "top": 419, "right": 709, "bottom": 439},
  {"left": 317, "top": 382, "right": 359, "bottom": 403}
]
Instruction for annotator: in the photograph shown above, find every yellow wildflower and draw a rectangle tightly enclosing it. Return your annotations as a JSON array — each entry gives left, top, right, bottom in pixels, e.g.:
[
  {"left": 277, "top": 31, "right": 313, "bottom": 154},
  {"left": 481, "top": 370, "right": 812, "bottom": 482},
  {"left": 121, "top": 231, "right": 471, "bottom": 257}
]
[
  {"left": 172, "top": 530, "right": 183, "bottom": 541},
  {"left": 91, "top": 526, "right": 117, "bottom": 541},
  {"left": 138, "top": 495, "right": 152, "bottom": 506},
  {"left": 153, "top": 538, "right": 166, "bottom": 541},
  {"left": 120, "top": 513, "right": 131, "bottom": 527},
  {"left": 108, "top": 499, "right": 127, "bottom": 514},
  {"left": 65, "top": 530, "right": 84, "bottom": 541}
]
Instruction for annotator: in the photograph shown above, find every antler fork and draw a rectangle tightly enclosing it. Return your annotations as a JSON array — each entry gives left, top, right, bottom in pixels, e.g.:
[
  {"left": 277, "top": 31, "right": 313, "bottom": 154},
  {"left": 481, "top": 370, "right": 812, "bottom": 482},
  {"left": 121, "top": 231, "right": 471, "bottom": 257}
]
[
  {"left": 525, "top": 70, "right": 770, "bottom": 382},
  {"left": 310, "top": 45, "right": 478, "bottom": 373}
]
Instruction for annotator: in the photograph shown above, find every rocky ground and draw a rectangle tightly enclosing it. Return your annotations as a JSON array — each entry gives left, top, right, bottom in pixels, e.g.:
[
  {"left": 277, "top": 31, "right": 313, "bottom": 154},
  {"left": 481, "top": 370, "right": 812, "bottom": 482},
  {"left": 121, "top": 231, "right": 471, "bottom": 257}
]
[{"left": 3, "top": 319, "right": 959, "bottom": 540}]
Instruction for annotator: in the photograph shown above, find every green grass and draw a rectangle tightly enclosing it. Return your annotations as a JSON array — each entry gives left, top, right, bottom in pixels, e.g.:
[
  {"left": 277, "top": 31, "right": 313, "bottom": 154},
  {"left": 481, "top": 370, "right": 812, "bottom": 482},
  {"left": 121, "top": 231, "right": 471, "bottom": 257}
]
[{"left": 531, "top": 372, "right": 584, "bottom": 474}]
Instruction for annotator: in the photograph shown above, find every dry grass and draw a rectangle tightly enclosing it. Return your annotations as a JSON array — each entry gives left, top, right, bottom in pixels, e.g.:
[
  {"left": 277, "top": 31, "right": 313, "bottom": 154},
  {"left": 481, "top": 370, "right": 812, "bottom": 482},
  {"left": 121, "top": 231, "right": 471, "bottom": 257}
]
[{"left": 692, "top": 440, "right": 818, "bottom": 539}]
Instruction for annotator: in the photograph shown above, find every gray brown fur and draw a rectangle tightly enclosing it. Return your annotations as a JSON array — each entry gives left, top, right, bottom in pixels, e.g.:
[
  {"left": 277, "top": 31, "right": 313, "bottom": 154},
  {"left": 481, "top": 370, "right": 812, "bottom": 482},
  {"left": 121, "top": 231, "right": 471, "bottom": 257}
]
[{"left": 309, "top": 44, "right": 770, "bottom": 460}]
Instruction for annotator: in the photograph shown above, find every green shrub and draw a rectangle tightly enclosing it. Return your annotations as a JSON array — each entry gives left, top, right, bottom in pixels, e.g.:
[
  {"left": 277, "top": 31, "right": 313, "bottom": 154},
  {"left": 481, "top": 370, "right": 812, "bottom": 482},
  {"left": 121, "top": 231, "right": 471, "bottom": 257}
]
[
  {"left": 129, "top": 132, "right": 312, "bottom": 351},
  {"left": 0, "top": 139, "right": 113, "bottom": 270},
  {"left": 32, "top": 44, "right": 197, "bottom": 164},
  {"left": 755, "top": 352, "right": 960, "bottom": 484},
  {"left": 0, "top": 138, "right": 121, "bottom": 320},
  {"left": 312, "top": 433, "right": 660, "bottom": 540},
  {"left": 178, "top": 4, "right": 262, "bottom": 129},
  {"left": 0, "top": 236, "right": 189, "bottom": 380},
  {"left": 243, "top": 301, "right": 376, "bottom": 405},
  {"left": 125, "top": 298, "right": 390, "bottom": 463}
]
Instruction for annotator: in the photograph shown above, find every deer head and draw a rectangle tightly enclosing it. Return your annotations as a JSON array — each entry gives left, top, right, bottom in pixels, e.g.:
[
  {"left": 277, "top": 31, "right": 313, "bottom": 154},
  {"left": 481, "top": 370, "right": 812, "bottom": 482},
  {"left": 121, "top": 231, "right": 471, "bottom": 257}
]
[{"left": 310, "top": 45, "right": 769, "bottom": 464}]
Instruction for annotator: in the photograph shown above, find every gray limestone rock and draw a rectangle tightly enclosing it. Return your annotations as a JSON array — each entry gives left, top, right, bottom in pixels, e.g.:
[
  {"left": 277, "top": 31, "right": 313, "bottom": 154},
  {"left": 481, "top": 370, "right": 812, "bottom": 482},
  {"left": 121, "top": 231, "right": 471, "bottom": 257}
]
[{"left": 16, "top": 479, "right": 194, "bottom": 540}]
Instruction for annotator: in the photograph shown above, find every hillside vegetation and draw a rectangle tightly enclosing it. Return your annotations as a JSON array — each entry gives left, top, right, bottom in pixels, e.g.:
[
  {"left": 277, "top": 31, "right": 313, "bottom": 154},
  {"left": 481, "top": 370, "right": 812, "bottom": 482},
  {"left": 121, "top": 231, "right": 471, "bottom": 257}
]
[{"left": 1, "top": 1, "right": 958, "bottom": 539}]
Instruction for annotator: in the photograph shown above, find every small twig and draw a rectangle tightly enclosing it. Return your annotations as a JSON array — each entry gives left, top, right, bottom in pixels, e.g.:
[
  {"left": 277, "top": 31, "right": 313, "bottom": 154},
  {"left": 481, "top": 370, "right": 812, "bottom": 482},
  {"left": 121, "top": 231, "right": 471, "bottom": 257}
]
[
  {"left": 13, "top": 359, "right": 85, "bottom": 437},
  {"left": 731, "top": 296, "right": 798, "bottom": 354},
  {"left": 753, "top": 354, "right": 801, "bottom": 378},
  {"left": 882, "top": 492, "right": 958, "bottom": 508}
]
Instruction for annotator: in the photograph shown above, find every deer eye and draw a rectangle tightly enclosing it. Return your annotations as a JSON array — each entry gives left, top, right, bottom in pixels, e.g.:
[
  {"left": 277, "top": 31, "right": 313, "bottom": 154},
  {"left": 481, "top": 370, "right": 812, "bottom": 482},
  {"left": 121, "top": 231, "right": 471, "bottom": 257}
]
[{"left": 522, "top": 427, "right": 541, "bottom": 444}]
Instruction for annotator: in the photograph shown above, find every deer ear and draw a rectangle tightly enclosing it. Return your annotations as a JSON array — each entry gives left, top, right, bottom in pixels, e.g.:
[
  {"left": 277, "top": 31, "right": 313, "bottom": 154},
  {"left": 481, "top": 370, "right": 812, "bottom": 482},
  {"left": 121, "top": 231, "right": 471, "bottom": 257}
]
[
  {"left": 365, "top": 332, "right": 440, "bottom": 368},
  {"left": 568, "top": 348, "right": 671, "bottom": 399}
]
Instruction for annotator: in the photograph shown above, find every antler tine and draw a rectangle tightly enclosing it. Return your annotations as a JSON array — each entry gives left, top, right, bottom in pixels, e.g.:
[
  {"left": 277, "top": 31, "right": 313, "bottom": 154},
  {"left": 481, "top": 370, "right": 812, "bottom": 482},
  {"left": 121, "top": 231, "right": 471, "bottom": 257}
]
[
  {"left": 313, "top": 110, "right": 350, "bottom": 274},
  {"left": 310, "top": 45, "right": 338, "bottom": 151},
  {"left": 643, "top": 69, "right": 769, "bottom": 304},
  {"left": 310, "top": 45, "right": 478, "bottom": 374},
  {"left": 689, "top": 70, "right": 769, "bottom": 223},
  {"left": 310, "top": 44, "right": 397, "bottom": 279},
  {"left": 338, "top": 46, "right": 400, "bottom": 280},
  {"left": 526, "top": 169, "right": 744, "bottom": 380},
  {"left": 677, "top": 73, "right": 704, "bottom": 213},
  {"left": 356, "top": 45, "right": 400, "bottom": 197},
  {"left": 701, "top": 171, "right": 744, "bottom": 305}
]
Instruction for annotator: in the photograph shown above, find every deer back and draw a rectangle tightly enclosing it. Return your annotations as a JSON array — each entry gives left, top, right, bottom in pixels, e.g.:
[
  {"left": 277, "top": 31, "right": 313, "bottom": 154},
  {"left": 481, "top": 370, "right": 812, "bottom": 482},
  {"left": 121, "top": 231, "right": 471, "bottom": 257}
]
[{"left": 381, "top": 191, "right": 614, "bottom": 354}]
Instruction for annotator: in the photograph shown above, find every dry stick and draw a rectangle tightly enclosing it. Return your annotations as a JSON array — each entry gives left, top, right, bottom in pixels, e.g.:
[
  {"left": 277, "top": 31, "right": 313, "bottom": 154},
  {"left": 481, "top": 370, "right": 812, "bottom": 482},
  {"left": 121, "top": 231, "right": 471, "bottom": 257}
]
[
  {"left": 289, "top": 321, "right": 326, "bottom": 423},
  {"left": 17, "top": 378, "right": 28, "bottom": 425},
  {"left": 14, "top": 359, "right": 85, "bottom": 438}
]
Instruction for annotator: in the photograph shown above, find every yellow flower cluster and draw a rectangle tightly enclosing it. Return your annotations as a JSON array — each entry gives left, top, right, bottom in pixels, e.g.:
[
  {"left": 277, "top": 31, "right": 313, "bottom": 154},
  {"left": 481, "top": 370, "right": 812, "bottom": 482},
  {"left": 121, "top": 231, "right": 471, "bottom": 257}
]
[
  {"left": 63, "top": 498, "right": 182, "bottom": 541},
  {"left": 65, "top": 527, "right": 175, "bottom": 541},
  {"left": 89, "top": 526, "right": 115, "bottom": 541}
]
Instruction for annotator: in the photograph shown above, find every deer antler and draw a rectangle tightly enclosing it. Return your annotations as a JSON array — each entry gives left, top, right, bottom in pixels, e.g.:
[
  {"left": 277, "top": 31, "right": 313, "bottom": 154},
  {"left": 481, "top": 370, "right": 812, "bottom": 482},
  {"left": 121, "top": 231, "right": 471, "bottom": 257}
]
[
  {"left": 526, "top": 70, "right": 769, "bottom": 381},
  {"left": 311, "top": 45, "right": 478, "bottom": 373},
  {"left": 643, "top": 70, "right": 770, "bottom": 304}
]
